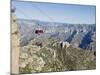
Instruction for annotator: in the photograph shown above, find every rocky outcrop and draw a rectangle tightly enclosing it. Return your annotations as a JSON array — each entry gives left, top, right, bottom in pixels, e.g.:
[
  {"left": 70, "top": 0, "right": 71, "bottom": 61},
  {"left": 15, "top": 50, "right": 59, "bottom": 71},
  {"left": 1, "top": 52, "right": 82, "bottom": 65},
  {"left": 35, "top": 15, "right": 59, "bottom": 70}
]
[{"left": 19, "top": 39, "right": 96, "bottom": 73}]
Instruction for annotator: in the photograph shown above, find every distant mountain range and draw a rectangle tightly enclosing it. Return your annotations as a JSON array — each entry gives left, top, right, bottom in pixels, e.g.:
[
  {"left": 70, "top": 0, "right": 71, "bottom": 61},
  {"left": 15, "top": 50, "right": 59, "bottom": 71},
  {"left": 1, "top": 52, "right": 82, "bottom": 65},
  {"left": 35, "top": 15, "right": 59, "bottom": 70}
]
[{"left": 17, "top": 19, "right": 96, "bottom": 51}]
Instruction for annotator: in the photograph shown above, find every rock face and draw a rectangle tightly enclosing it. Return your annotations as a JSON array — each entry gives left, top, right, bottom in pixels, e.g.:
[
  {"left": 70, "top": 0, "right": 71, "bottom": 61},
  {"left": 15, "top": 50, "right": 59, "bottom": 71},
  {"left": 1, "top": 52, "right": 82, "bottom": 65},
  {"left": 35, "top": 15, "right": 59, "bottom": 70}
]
[
  {"left": 17, "top": 19, "right": 96, "bottom": 51},
  {"left": 11, "top": 11, "right": 20, "bottom": 74}
]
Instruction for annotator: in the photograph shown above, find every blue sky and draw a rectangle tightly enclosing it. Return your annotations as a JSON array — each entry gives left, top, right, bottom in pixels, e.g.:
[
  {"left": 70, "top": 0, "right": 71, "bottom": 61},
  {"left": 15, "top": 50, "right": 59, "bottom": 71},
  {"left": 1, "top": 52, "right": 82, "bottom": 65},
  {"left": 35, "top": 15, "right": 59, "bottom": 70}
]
[{"left": 12, "top": 0, "right": 96, "bottom": 24}]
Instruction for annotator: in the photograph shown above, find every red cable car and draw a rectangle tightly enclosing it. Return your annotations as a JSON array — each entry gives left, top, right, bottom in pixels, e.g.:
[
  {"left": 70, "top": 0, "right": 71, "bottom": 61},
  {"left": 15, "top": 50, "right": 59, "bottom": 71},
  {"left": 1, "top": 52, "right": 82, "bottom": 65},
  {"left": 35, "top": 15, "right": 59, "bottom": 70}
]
[{"left": 35, "top": 28, "right": 44, "bottom": 35}]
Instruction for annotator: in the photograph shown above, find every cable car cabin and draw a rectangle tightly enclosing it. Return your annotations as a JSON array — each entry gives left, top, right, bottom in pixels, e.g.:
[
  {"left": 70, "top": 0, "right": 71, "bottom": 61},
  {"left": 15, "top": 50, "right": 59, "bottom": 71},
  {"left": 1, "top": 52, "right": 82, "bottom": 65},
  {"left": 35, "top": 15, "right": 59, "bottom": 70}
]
[{"left": 35, "top": 29, "right": 44, "bottom": 35}]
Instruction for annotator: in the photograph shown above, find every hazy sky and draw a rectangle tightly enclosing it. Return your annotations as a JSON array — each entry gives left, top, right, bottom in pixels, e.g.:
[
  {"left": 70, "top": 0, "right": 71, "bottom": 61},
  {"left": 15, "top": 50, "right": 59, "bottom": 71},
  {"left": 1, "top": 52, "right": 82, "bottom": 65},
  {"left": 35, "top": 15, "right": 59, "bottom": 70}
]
[{"left": 12, "top": 0, "right": 96, "bottom": 24}]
